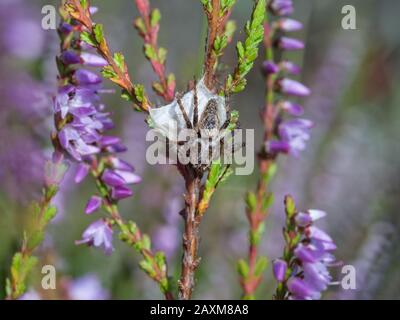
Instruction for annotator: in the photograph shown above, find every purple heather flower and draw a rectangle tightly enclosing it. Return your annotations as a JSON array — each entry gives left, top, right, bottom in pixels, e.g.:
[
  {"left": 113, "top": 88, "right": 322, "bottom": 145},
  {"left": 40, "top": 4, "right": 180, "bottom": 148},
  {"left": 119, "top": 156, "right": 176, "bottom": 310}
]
[
  {"left": 287, "top": 278, "right": 320, "bottom": 300},
  {"left": 277, "top": 37, "right": 304, "bottom": 51},
  {"left": 266, "top": 140, "right": 290, "bottom": 154},
  {"left": 54, "top": 8, "right": 137, "bottom": 223},
  {"left": 100, "top": 135, "right": 121, "bottom": 147},
  {"left": 280, "top": 101, "right": 304, "bottom": 116},
  {"left": 278, "top": 18, "right": 303, "bottom": 32},
  {"left": 280, "top": 61, "right": 301, "bottom": 75},
  {"left": 85, "top": 195, "right": 102, "bottom": 214},
  {"left": 114, "top": 169, "right": 141, "bottom": 184},
  {"left": 68, "top": 274, "right": 109, "bottom": 300},
  {"left": 279, "top": 206, "right": 337, "bottom": 300},
  {"left": 75, "top": 69, "right": 102, "bottom": 85},
  {"left": 61, "top": 51, "right": 82, "bottom": 65},
  {"left": 273, "top": 259, "right": 287, "bottom": 282},
  {"left": 303, "top": 262, "right": 331, "bottom": 292},
  {"left": 76, "top": 219, "right": 114, "bottom": 255},
  {"left": 279, "top": 78, "right": 311, "bottom": 97},
  {"left": 110, "top": 157, "right": 134, "bottom": 171},
  {"left": 262, "top": 61, "right": 279, "bottom": 75},
  {"left": 89, "top": 6, "right": 99, "bottom": 15},
  {"left": 296, "top": 210, "right": 326, "bottom": 227},
  {"left": 269, "top": 0, "right": 294, "bottom": 16},
  {"left": 278, "top": 119, "right": 313, "bottom": 156},
  {"left": 80, "top": 52, "right": 108, "bottom": 67},
  {"left": 74, "top": 163, "right": 90, "bottom": 183},
  {"left": 102, "top": 169, "right": 126, "bottom": 187},
  {"left": 61, "top": 51, "right": 107, "bottom": 67},
  {"left": 18, "top": 290, "right": 41, "bottom": 300},
  {"left": 111, "top": 185, "right": 133, "bottom": 200},
  {"left": 294, "top": 243, "right": 323, "bottom": 263},
  {"left": 59, "top": 22, "right": 73, "bottom": 34}
]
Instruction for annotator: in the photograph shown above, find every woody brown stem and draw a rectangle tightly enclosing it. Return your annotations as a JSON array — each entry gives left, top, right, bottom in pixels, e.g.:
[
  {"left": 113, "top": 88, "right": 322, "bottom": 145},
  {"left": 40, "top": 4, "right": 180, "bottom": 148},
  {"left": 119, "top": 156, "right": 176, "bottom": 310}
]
[
  {"left": 204, "top": 0, "right": 221, "bottom": 89},
  {"left": 178, "top": 167, "right": 202, "bottom": 300}
]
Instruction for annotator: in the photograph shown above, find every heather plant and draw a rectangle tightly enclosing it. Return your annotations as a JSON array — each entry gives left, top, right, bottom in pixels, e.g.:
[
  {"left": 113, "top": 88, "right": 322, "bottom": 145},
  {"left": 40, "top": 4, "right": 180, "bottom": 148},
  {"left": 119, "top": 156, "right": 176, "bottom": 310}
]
[{"left": 4, "top": 0, "right": 343, "bottom": 301}]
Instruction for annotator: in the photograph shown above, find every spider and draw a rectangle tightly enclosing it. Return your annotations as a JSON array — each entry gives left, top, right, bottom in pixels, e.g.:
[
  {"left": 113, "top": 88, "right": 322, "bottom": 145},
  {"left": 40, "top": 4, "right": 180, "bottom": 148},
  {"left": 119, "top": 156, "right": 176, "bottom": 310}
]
[{"left": 172, "top": 79, "right": 238, "bottom": 173}]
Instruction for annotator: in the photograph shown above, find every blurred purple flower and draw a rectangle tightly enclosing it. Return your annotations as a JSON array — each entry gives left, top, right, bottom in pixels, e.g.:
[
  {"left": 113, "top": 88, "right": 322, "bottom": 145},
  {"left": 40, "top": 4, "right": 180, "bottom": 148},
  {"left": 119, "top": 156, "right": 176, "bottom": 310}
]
[
  {"left": 2, "top": 13, "right": 45, "bottom": 60},
  {"left": 269, "top": 0, "right": 294, "bottom": 16},
  {"left": 280, "top": 101, "right": 304, "bottom": 116},
  {"left": 280, "top": 61, "right": 301, "bottom": 75},
  {"left": 278, "top": 18, "right": 303, "bottom": 32},
  {"left": 85, "top": 195, "right": 102, "bottom": 214},
  {"left": 18, "top": 290, "right": 41, "bottom": 300},
  {"left": 279, "top": 78, "right": 311, "bottom": 97},
  {"left": 262, "top": 61, "right": 279, "bottom": 75},
  {"left": 76, "top": 219, "right": 114, "bottom": 255},
  {"left": 267, "top": 119, "right": 313, "bottom": 157},
  {"left": 276, "top": 37, "right": 304, "bottom": 51},
  {"left": 68, "top": 274, "right": 109, "bottom": 300},
  {"left": 273, "top": 259, "right": 287, "bottom": 282}
]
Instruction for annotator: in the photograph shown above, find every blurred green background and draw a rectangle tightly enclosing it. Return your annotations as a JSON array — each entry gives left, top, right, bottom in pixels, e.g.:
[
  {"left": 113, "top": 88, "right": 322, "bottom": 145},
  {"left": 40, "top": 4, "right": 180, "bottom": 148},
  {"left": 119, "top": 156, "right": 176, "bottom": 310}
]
[{"left": 0, "top": 0, "right": 399, "bottom": 299}]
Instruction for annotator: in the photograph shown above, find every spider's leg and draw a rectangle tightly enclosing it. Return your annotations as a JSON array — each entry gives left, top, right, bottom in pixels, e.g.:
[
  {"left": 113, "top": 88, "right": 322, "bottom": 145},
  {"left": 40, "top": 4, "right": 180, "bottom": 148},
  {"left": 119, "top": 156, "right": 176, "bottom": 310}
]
[
  {"left": 193, "top": 77, "right": 199, "bottom": 129},
  {"left": 220, "top": 117, "right": 231, "bottom": 131},
  {"left": 220, "top": 104, "right": 232, "bottom": 131},
  {"left": 177, "top": 97, "right": 193, "bottom": 129}
]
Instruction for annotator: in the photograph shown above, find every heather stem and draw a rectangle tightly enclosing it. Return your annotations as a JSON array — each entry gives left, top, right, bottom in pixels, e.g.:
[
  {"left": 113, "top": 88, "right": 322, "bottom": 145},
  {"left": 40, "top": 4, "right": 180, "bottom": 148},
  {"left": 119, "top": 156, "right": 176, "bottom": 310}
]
[
  {"left": 204, "top": 0, "right": 221, "bottom": 89},
  {"left": 133, "top": 0, "right": 175, "bottom": 102},
  {"left": 6, "top": 156, "right": 68, "bottom": 299},
  {"left": 178, "top": 168, "right": 202, "bottom": 300},
  {"left": 239, "top": 13, "right": 276, "bottom": 300}
]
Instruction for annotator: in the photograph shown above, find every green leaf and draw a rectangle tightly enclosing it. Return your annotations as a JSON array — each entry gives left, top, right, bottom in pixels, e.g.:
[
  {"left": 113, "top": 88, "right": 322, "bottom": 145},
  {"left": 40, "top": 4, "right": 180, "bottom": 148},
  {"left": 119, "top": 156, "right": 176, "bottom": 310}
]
[
  {"left": 250, "top": 222, "right": 265, "bottom": 246},
  {"left": 141, "top": 234, "right": 151, "bottom": 251},
  {"left": 113, "top": 52, "right": 125, "bottom": 71},
  {"left": 139, "top": 259, "right": 156, "bottom": 278},
  {"left": 120, "top": 89, "right": 132, "bottom": 101},
  {"left": 134, "top": 17, "right": 146, "bottom": 35},
  {"left": 152, "top": 81, "right": 164, "bottom": 95},
  {"left": 93, "top": 24, "right": 104, "bottom": 44},
  {"left": 26, "top": 231, "right": 44, "bottom": 252},
  {"left": 158, "top": 47, "right": 167, "bottom": 64},
  {"left": 201, "top": 0, "right": 212, "bottom": 12},
  {"left": 134, "top": 84, "right": 146, "bottom": 103},
  {"left": 80, "top": 0, "right": 88, "bottom": 9},
  {"left": 236, "top": 41, "right": 245, "bottom": 58},
  {"left": 144, "top": 44, "right": 157, "bottom": 60},
  {"left": 245, "top": 192, "right": 257, "bottom": 213},
  {"left": 237, "top": 259, "right": 249, "bottom": 278},
  {"left": 254, "top": 256, "right": 268, "bottom": 277},
  {"left": 150, "top": 9, "right": 161, "bottom": 27},
  {"left": 261, "top": 193, "right": 274, "bottom": 212},
  {"left": 227, "top": 0, "right": 265, "bottom": 94},
  {"left": 264, "top": 162, "right": 278, "bottom": 184},
  {"left": 101, "top": 65, "right": 117, "bottom": 79},
  {"left": 285, "top": 195, "right": 296, "bottom": 218},
  {"left": 80, "top": 31, "right": 97, "bottom": 47},
  {"left": 43, "top": 205, "right": 57, "bottom": 223},
  {"left": 154, "top": 251, "right": 167, "bottom": 270}
]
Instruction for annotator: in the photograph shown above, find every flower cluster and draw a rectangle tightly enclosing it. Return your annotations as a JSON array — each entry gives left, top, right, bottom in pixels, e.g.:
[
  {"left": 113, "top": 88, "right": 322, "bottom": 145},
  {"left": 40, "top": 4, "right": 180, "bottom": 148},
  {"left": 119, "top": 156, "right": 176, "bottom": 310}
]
[
  {"left": 264, "top": 0, "right": 313, "bottom": 156},
  {"left": 54, "top": 8, "right": 140, "bottom": 255},
  {"left": 273, "top": 196, "right": 337, "bottom": 300}
]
